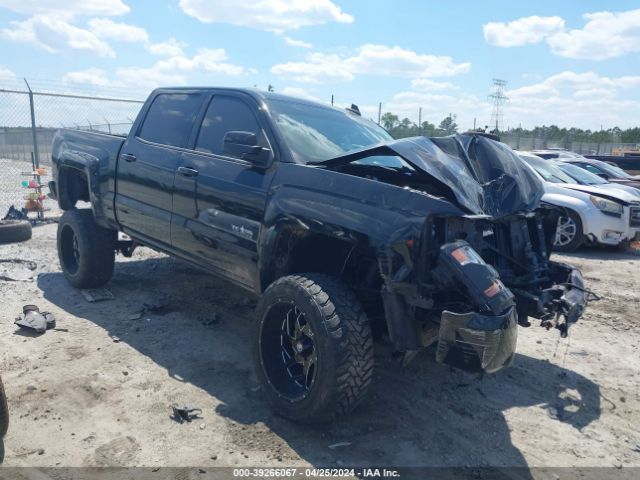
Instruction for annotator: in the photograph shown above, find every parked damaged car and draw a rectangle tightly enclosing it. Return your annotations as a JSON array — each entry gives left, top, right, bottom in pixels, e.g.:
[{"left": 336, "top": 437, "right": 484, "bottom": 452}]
[{"left": 49, "top": 88, "right": 588, "bottom": 422}]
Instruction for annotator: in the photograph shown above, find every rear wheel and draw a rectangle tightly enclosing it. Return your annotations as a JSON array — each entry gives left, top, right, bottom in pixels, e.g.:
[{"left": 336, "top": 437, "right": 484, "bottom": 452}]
[
  {"left": 0, "top": 375, "right": 8, "bottom": 438},
  {"left": 554, "top": 210, "right": 583, "bottom": 252},
  {"left": 57, "top": 209, "right": 117, "bottom": 288},
  {"left": 254, "top": 274, "right": 374, "bottom": 422}
]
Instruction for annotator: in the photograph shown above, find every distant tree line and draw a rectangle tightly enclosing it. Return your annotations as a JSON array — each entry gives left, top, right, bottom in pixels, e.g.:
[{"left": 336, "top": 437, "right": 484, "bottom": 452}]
[{"left": 379, "top": 111, "right": 640, "bottom": 144}]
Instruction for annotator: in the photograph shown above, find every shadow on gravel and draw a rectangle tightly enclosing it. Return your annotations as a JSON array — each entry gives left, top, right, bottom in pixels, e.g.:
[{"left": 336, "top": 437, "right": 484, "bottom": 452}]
[
  {"left": 37, "top": 256, "right": 602, "bottom": 471},
  {"left": 560, "top": 245, "right": 640, "bottom": 262}
]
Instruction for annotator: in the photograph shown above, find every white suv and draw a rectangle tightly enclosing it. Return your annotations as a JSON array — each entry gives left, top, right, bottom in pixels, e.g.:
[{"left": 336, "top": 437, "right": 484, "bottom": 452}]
[{"left": 518, "top": 152, "right": 640, "bottom": 251}]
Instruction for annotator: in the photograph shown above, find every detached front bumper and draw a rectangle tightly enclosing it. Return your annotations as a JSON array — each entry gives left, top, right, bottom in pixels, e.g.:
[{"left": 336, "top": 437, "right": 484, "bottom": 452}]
[{"left": 436, "top": 306, "right": 518, "bottom": 374}]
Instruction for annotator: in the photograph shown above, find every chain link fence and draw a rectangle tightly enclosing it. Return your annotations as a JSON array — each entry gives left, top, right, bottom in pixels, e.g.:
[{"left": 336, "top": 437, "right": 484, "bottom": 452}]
[
  {"left": 499, "top": 133, "right": 636, "bottom": 156},
  {"left": 0, "top": 82, "right": 144, "bottom": 219}
]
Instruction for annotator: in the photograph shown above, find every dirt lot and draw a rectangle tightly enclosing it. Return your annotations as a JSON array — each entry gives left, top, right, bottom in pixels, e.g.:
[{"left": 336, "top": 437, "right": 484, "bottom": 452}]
[{"left": 1, "top": 219, "right": 639, "bottom": 473}]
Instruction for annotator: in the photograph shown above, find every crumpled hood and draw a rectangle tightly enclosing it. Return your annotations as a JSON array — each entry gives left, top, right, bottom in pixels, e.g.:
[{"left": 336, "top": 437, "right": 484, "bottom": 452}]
[{"left": 314, "top": 134, "right": 544, "bottom": 217}]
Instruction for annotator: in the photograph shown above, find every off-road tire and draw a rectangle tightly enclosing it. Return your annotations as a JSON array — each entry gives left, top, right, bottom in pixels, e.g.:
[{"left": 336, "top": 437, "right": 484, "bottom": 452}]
[
  {"left": 0, "top": 220, "right": 32, "bottom": 244},
  {"left": 254, "top": 273, "right": 374, "bottom": 422},
  {"left": 554, "top": 210, "right": 583, "bottom": 252},
  {"left": 57, "top": 209, "right": 117, "bottom": 288},
  {"left": 0, "top": 375, "right": 8, "bottom": 438}
]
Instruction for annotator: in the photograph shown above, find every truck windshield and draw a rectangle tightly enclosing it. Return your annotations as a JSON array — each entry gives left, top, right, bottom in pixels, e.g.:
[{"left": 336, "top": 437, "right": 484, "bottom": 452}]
[{"left": 268, "top": 99, "right": 393, "bottom": 164}]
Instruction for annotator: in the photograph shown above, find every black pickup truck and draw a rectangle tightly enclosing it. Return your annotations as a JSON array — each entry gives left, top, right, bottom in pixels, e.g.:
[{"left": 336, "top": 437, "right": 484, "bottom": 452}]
[{"left": 50, "top": 88, "right": 587, "bottom": 422}]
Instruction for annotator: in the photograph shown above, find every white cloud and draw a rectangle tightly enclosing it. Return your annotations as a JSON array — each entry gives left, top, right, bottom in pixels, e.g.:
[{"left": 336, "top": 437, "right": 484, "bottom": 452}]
[
  {"left": 178, "top": 0, "right": 353, "bottom": 32},
  {"left": 384, "top": 91, "right": 490, "bottom": 130},
  {"left": 88, "top": 18, "right": 149, "bottom": 43},
  {"left": 63, "top": 67, "right": 112, "bottom": 86},
  {"left": 411, "top": 78, "right": 459, "bottom": 91},
  {"left": 280, "top": 86, "right": 321, "bottom": 102},
  {"left": 271, "top": 52, "right": 353, "bottom": 83},
  {"left": 506, "top": 71, "right": 640, "bottom": 129},
  {"left": 114, "top": 67, "right": 186, "bottom": 89},
  {"left": 283, "top": 36, "right": 312, "bottom": 48},
  {"left": 0, "top": 64, "right": 16, "bottom": 79},
  {"left": 153, "top": 48, "right": 245, "bottom": 76},
  {"left": 484, "top": 9, "right": 640, "bottom": 60},
  {"left": 90, "top": 48, "right": 248, "bottom": 90},
  {"left": 508, "top": 71, "right": 640, "bottom": 99},
  {"left": 147, "top": 38, "right": 187, "bottom": 56},
  {"left": 483, "top": 15, "right": 564, "bottom": 47},
  {"left": 271, "top": 44, "right": 470, "bottom": 83},
  {"left": 0, "top": 0, "right": 129, "bottom": 17},
  {"left": 546, "top": 9, "right": 640, "bottom": 60},
  {"left": 2, "top": 15, "right": 115, "bottom": 57}
]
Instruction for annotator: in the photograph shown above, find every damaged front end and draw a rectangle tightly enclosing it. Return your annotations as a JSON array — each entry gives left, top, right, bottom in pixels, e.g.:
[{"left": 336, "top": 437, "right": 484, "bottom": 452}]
[
  {"left": 317, "top": 134, "right": 589, "bottom": 374},
  {"left": 379, "top": 209, "right": 587, "bottom": 374}
]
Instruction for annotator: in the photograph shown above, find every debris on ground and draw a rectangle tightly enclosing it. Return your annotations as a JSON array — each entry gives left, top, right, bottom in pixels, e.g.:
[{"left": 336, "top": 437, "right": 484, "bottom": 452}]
[
  {"left": 81, "top": 288, "right": 114, "bottom": 303},
  {"left": 0, "top": 258, "right": 37, "bottom": 282},
  {"left": 128, "top": 303, "right": 171, "bottom": 320},
  {"left": 3, "top": 205, "right": 29, "bottom": 221},
  {"left": 14, "top": 305, "right": 56, "bottom": 334},
  {"left": 170, "top": 405, "right": 203, "bottom": 424},
  {"left": 328, "top": 442, "right": 352, "bottom": 450}
]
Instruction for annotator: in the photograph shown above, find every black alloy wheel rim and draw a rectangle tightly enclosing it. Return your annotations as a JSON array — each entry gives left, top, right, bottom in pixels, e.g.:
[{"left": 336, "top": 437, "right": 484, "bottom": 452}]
[{"left": 261, "top": 300, "right": 318, "bottom": 401}]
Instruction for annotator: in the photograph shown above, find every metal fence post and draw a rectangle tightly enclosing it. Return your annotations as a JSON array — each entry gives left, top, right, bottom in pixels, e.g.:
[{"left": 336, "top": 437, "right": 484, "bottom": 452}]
[{"left": 24, "top": 78, "right": 40, "bottom": 168}]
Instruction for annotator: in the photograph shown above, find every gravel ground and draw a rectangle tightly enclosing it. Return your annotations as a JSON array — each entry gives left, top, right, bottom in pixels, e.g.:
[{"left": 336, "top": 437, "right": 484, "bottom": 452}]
[{"left": 0, "top": 218, "right": 639, "bottom": 475}]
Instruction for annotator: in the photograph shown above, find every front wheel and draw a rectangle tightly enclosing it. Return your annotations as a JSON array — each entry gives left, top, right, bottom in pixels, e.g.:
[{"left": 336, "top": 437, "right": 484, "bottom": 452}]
[
  {"left": 253, "top": 274, "right": 374, "bottom": 422},
  {"left": 57, "top": 209, "right": 117, "bottom": 288},
  {"left": 554, "top": 210, "right": 583, "bottom": 252}
]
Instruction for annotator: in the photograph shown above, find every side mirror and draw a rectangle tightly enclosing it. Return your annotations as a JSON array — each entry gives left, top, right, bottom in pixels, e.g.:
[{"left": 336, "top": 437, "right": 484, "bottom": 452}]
[
  {"left": 223, "top": 131, "right": 272, "bottom": 166},
  {"left": 596, "top": 172, "right": 610, "bottom": 180}
]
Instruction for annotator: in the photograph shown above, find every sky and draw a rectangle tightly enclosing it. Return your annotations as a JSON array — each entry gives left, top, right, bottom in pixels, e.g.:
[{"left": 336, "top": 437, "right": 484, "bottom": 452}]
[{"left": 0, "top": 0, "right": 639, "bottom": 131}]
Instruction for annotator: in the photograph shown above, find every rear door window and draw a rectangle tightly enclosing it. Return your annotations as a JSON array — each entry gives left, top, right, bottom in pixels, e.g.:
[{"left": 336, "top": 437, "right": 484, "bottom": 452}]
[
  {"left": 195, "top": 96, "right": 266, "bottom": 156},
  {"left": 138, "top": 93, "right": 202, "bottom": 148}
]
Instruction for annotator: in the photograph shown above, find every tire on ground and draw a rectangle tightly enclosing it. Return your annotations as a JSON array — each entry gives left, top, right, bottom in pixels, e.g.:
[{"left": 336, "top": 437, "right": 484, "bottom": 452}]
[
  {"left": 0, "top": 375, "right": 8, "bottom": 438},
  {"left": 554, "top": 210, "right": 583, "bottom": 252},
  {"left": 253, "top": 273, "right": 374, "bottom": 422},
  {"left": 0, "top": 220, "right": 32, "bottom": 244},
  {"left": 56, "top": 209, "right": 117, "bottom": 288}
]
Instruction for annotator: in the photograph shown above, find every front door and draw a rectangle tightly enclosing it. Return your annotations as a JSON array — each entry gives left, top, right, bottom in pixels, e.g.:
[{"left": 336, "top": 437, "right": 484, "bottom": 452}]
[{"left": 171, "top": 94, "right": 275, "bottom": 290}]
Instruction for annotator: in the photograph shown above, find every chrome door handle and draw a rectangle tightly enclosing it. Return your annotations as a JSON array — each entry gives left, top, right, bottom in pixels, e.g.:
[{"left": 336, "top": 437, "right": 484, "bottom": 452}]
[{"left": 178, "top": 166, "right": 199, "bottom": 177}]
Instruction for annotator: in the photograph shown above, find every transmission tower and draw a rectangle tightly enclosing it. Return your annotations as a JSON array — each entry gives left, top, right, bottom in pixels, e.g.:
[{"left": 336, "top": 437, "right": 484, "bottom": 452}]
[{"left": 488, "top": 78, "right": 508, "bottom": 133}]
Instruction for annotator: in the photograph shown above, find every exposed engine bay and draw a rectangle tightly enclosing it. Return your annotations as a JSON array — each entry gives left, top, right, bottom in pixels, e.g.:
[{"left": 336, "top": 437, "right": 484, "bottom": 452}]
[{"left": 315, "top": 133, "right": 590, "bottom": 374}]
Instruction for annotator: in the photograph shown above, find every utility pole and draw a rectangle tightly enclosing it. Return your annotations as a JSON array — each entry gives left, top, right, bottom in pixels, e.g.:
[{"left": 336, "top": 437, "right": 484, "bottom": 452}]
[
  {"left": 418, "top": 107, "right": 422, "bottom": 135},
  {"left": 24, "top": 78, "right": 40, "bottom": 168},
  {"left": 488, "top": 79, "right": 508, "bottom": 134},
  {"left": 377, "top": 102, "right": 382, "bottom": 125},
  {"left": 331, "top": 94, "right": 334, "bottom": 106}
]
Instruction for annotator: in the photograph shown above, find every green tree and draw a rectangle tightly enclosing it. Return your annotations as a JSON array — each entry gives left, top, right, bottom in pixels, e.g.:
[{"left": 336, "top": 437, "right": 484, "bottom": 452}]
[
  {"left": 381, "top": 112, "right": 399, "bottom": 131},
  {"left": 438, "top": 114, "right": 458, "bottom": 135}
]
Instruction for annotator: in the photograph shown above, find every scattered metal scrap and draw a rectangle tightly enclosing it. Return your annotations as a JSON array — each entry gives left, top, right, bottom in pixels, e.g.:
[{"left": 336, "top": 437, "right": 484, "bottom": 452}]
[
  {"left": 14, "top": 305, "right": 56, "bottom": 334},
  {"left": 80, "top": 288, "right": 114, "bottom": 303},
  {"left": 170, "top": 405, "right": 203, "bottom": 424}
]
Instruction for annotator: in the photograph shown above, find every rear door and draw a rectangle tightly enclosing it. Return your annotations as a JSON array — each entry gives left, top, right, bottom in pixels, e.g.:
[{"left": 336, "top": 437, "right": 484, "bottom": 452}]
[
  {"left": 115, "top": 92, "right": 204, "bottom": 246},
  {"left": 171, "top": 93, "right": 276, "bottom": 290}
]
